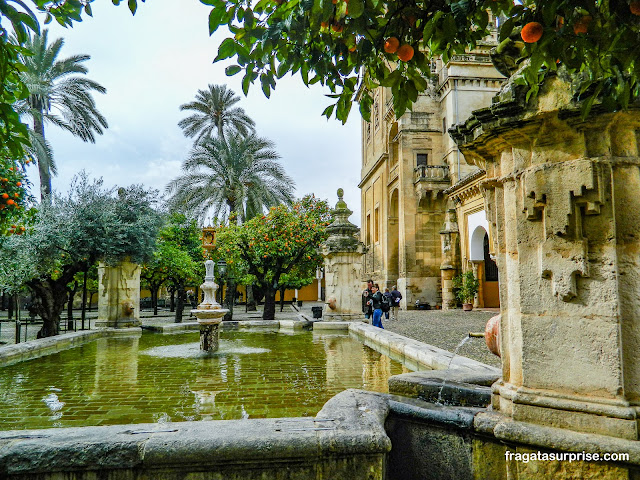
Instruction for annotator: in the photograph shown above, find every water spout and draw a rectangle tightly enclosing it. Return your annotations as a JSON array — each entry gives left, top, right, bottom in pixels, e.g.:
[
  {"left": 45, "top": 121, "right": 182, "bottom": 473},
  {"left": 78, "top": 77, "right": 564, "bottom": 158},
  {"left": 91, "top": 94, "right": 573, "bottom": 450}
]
[{"left": 436, "top": 334, "right": 474, "bottom": 405}]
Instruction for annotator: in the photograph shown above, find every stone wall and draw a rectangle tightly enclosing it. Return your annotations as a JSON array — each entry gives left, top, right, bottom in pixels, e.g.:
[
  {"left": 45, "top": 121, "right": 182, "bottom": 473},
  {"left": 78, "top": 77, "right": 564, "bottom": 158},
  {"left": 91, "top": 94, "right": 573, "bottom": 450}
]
[{"left": 452, "top": 75, "right": 640, "bottom": 440}]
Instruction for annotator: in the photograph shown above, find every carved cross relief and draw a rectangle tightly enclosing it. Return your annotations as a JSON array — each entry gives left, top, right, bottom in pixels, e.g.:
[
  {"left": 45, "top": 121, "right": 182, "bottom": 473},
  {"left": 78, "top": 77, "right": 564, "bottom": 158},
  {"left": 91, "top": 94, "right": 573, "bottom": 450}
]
[{"left": 522, "top": 159, "right": 604, "bottom": 301}]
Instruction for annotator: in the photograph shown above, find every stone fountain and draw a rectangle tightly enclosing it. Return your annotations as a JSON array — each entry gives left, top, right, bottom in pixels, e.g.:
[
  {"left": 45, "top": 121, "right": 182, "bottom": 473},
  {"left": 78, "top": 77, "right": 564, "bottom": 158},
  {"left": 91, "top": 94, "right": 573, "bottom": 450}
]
[{"left": 191, "top": 260, "right": 228, "bottom": 353}]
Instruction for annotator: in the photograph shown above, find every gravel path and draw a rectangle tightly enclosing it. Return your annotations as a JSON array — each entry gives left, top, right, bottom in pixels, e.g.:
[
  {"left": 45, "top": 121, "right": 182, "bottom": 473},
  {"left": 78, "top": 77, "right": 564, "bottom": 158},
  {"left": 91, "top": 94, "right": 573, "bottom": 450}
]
[{"left": 383, "top": 309, "right": 501, "bottom": 369}]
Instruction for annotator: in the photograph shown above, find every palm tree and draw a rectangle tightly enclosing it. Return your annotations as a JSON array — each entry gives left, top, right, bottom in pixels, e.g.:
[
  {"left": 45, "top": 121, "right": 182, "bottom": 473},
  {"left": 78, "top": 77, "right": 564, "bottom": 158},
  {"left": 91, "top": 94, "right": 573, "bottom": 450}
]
[
  {"left": 178, "top": 84, "right": 255, "bottom": 143},
  {"left": 17, "top": 30, "right": 108, "bottom": 200},
  {"left": 165, "top": 133, "right": 295, "bottom": 222},
  {"left": 166, "top": 133, "right": 295, "bottom": 317}
]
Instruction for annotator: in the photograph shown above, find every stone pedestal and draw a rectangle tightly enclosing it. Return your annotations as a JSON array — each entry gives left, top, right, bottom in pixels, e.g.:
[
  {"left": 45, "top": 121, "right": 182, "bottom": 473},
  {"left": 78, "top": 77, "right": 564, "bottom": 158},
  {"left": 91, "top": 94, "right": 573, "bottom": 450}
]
[
  {"left": 198, "top": 316, "right": 222, "bottom": 353},
  {"left": 322, "top": 189, "right": 366, "bottom": 322},
  {"left": 453, "top": 76, "right": 640, "bottom": 441},
  {"left": 96, "top": 260, "right": 141, "bottom": 328}
]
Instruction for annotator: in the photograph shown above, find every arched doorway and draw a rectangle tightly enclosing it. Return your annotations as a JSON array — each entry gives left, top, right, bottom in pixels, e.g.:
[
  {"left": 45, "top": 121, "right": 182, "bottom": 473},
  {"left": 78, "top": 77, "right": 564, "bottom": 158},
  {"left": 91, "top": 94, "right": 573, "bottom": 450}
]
[
  {"left": 469, "top": 226, "right": 500, "bottom": 308},
  {"left": 387, "top": 189, "right": 399, "bottom": 282}
]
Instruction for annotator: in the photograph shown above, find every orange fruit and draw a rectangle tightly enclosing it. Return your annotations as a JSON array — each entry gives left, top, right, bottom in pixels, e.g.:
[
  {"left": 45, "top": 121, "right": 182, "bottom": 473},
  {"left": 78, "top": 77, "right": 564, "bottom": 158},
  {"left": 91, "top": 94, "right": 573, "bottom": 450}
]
[
  {"left": 397, "top": 44, "right": 414, "bottom": 62},
  {"left": 331, "top": 22, "right": 344, "bottom": 33},
  {"left": 384, "top": 37, "right": 400, "bottom": 53},
  {"left": 1, "top": 193, "right": 8, "bottom": 199},
  {"left": 320, "top": 21, "right": 329, "bottom": 28},
  {"left": 7, "top": 200, "right": 14, "bottom": 205},
  {"left": 16, "top": 182, "right": 21, "bottom": 187},
  {"left": 631, "top": 1, "right": 640, "bottom": 15},
  {"left": 349, "top": 44, "right": 357, "bottom": 52},
  {"left": 521, "top": 22, "right": 543, "bottom": 43},
  {"left": 573, "top": 16, "right": 591, "bottom": 34}
]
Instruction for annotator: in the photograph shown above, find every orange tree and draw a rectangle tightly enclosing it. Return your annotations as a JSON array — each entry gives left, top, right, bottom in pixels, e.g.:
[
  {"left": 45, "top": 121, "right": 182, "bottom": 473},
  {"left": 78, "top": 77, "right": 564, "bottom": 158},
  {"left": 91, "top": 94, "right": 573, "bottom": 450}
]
[
  {"left": 0, "top": 158, "right": 32, "bottom": 235},
  {"left": 214, "top": 195, "right": 331, "bottom": 320},
  {"left": 205, "top": 0, "right": 640, "bottom": 120},
  {"left": 152, "top": 214, "right": 205, "bottom": 324}
]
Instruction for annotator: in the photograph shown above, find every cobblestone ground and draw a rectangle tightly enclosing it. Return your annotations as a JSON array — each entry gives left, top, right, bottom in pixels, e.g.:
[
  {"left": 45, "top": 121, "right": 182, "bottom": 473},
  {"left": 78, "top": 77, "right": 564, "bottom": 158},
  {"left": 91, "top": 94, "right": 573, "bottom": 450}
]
[{"left": 383, "top": 308, "right": 501, "bottom": 369}]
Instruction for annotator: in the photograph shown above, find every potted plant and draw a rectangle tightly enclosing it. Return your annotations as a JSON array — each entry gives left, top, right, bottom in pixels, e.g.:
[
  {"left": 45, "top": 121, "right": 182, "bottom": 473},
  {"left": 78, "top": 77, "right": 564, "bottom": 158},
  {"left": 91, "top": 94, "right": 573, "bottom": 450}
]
[{"left": 453, "top": 271, "right": 479, "bottom": 311}]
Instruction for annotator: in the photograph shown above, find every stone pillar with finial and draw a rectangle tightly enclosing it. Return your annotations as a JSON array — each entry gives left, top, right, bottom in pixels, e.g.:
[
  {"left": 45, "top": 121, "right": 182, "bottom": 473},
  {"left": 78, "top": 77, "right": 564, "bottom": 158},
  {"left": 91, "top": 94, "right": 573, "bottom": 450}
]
[
  {"left": 321, "top": 188, "right": 366, "bottom": 322},
  {"left": 191, "top": 260, "right": 228, "bottom": 353}
]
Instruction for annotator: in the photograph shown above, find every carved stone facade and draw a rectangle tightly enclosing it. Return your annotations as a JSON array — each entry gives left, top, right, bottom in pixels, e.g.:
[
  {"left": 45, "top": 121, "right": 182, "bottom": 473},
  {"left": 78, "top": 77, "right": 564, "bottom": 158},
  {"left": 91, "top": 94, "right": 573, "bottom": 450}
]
[
  {"left": 359, "top": 49, "right": 504, "bottom": 308},
  {"left": 452, "top": 75, "right": 640, "bottom": 441}
]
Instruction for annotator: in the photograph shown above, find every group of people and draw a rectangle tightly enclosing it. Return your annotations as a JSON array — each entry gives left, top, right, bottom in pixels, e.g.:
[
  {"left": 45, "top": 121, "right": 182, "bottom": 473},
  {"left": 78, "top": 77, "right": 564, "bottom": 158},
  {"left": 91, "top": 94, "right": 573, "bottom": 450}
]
[{"left": 361, "top": 280, "right": 402, "bottom": 329}]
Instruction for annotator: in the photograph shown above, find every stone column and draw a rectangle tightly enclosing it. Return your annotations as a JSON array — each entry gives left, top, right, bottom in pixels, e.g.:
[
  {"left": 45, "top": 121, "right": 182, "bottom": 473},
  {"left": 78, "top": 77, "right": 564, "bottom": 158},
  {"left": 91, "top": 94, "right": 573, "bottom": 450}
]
[
  {"left": 322, "top": 189, "right": 366, "bottom": 321},
  {"left": 96, "top": 259, "right": 141, "bottom": 328},
  {"left": 440, "top": 207, "right": 460, "bottom": 310},
  {"left": 453, "top": 76, "right": 640, "bottom": 440}
]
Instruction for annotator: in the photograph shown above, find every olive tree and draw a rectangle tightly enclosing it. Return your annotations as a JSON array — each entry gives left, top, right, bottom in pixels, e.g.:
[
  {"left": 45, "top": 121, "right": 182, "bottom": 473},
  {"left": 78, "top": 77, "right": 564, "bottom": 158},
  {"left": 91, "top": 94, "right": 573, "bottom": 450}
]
[{"left": 0, "top": 174, "right": 162, "bottom": 337}]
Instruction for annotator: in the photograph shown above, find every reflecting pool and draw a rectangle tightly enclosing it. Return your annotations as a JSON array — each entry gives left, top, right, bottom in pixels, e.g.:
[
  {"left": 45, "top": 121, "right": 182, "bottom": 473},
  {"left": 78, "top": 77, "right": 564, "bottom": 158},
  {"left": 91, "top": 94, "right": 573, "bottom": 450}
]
[{"left": 0, "top": 330, "right": 411, "bottom": 430}]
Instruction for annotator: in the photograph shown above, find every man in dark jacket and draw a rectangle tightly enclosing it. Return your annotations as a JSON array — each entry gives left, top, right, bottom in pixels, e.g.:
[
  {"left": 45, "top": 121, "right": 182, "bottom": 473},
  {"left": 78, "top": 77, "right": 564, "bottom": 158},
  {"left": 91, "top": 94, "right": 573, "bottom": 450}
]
[
  {"left": 362, "top": 279, "right": 373, "bottom": 320},
  {"left": 390, "top": 286, "right": 402, "bottom": 321}
]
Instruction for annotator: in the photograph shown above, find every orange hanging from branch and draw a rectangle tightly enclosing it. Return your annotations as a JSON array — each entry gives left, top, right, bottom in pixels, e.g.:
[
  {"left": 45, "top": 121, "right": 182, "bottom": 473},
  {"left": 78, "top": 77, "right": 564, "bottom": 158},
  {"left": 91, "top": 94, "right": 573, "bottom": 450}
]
[{"left": 521, "top": 22, "right": 543, "bottom": 43}]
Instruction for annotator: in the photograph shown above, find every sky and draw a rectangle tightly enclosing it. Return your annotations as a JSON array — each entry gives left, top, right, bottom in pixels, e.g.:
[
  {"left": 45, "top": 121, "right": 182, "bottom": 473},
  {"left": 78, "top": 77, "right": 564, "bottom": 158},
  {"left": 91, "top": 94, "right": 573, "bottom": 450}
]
[{"left": 30, "top": 0, "right": 362, "bottom": 225}]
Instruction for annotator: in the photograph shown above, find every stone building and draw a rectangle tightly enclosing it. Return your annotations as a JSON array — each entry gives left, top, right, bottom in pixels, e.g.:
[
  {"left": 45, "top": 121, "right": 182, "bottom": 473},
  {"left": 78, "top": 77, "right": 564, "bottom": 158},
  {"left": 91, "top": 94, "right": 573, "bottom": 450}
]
[{"left": 359, "top": 47, "right": 504, "bottom": 309}]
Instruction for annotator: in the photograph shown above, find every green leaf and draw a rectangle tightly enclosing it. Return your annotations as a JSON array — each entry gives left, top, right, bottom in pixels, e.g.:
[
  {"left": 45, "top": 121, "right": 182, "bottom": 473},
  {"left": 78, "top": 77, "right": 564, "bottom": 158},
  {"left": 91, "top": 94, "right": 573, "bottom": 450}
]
[
  {"left": 322, "top": 104, "right": 335, "bottom": 118},
  {"left": 209, "top": 8, "right": 226, "bottom": 35},
  {"left": 225, "top": 65, "right": 242, "bottom": 76},
  {"left": 443, "top": 15, "right": 457, "bottom": 41},
  {"left": 128, "top": 0, "right": 137, "bottom": 14},
  {"left": 498, "top": 17, "right": 514, "bottom": 42},
  {"left": 215, "top": 38, "right": 236, "bottom": 62},
  {"left": 348, "top": 0, "right": 364, "bottom": 18}
]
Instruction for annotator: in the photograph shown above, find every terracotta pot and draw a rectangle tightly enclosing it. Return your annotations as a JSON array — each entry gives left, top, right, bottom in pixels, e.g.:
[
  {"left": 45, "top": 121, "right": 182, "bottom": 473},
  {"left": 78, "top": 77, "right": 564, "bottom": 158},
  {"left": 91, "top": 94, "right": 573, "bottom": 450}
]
[
  {"left": 462, "top": 303, "right": 473, "bottom": 311},
  {"left": 485, "top": 314, "right": 501, "bottom": 357}
]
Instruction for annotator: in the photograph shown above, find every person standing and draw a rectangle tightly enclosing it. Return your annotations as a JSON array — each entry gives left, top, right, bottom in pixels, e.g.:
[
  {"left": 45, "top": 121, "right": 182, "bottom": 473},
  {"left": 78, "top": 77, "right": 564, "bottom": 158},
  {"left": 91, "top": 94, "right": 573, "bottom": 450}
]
[
  {"left": 383, "top": 288, "right": 393, "bottom": 321},
  {"left": 390, "top": 285, "right": 402, "bottom": 321},
  {"left": 368, "top": 284, "right": 384, "bottom": 329},
  {"left": 362, "top": 279, "right": 373, "bottom": 320}
]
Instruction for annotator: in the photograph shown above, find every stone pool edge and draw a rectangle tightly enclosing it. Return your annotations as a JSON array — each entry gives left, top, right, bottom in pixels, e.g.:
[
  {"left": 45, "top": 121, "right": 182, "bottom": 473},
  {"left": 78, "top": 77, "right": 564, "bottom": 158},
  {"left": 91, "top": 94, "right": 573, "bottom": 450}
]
[
  {"left": 347, "top": 322, "right": 499, "bottom": 374},
  {"left": 0, "top": 328, "right": 142, "bottom": 368},
  {"left": 0, "top": 389, "right": 391, "bottom": 479}
]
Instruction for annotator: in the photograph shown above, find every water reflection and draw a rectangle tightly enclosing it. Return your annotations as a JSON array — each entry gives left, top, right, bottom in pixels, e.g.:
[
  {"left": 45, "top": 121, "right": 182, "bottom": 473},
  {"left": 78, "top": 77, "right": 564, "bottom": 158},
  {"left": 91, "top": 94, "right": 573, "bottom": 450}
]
[{"left": 0, "top": 330, "right": 409, "bottom": 429}]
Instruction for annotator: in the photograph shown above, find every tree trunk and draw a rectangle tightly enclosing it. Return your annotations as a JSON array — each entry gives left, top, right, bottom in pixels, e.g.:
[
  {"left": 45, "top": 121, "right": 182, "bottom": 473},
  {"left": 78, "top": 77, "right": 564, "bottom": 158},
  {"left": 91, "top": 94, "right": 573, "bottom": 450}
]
[
  {"left": 170, "top": 288, "right": 176, "bottom": 312},
  {"left": 34, "top": 114, "right": 52, "bottom": 201},
  {"left": 81, "top": 271, "right": 88, "bottom": 330},
  {"left": 28, "top": 278, "right": 68, "bottom": 337},
  {"left": 263, "top": 285, "right": 277, "bottom": 320},
  {"left": 1, "top": 291, "right": 5, "bottom": 311},
  {"left": 152, "top": 285, "right": 159, "bottom": 316},
  {"left": 279, "top": 286, "right": 286, "bottom": 312},
  {"left": 66, "top": 281, "right": 78, "bottom": 326},
  {"left": 223, "top": 279, "right": 236, "bottom": 321},
  {"left": 7, "top": 297, "right": 14, "bottom": 321},
  {"left": 246, "top": 284, "right": 257, "bottom": 311},
  {"left": 175, "top": 286, "right": 186, "bottom": 323}
]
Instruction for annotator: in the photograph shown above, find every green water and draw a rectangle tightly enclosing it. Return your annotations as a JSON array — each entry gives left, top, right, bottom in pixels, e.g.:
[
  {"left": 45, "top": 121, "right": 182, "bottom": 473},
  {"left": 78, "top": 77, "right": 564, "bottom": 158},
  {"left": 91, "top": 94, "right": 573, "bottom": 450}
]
[{"left": 0, "top": 330, "right": 409, "bottom": 430}]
